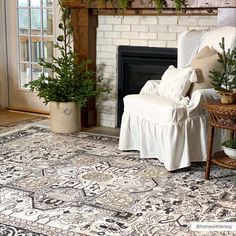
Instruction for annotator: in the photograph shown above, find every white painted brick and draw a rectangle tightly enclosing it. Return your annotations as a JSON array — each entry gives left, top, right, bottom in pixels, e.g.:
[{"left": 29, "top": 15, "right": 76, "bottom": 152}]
[
  {"left": 98, "top": 16, "right": 105, "bottom": 24},
  {"left": 101, "top": 45, "right": 116, "bottom": 53},
  {"left": 209, "top": 26, "right": 217, "bottom": 30},
  {"left": 97, "top": 32, "right": 104, "bottom": 38},
  {"left": 97, "top": 24, "right": 113, "bottom": 31},
  {"left": 188, "top": 26, "right": 209, "bottom": 31},
  {"left": 97, "top": 38, "right": 113, "bottom": 45},
  {"left": 99, "top": 100, "right": 116, "bottom": 108},
  {"left": 158, "top": 16, "right": 178, "bottom": 25},
  {"left": 179, "top": 17, "right": 198, "bottom": 26},
  {"left": 97, "top": 105, "right": 116, "bottom": 115},
  {"left": 113, "top": 38, "right": 130, "bottom": 46},
  {"left": 168, "top": 25, "right": 188, "bottom": 33},
  {"left": 103, "top": 66, "right": 114, "bottom": 73},
  {"left": 167, "top": 41, "right": 177, "bottom": 48},
  {"left": 102, "top": 72, "right": 116, "bottom": 80},
  {"left": 130, "top": 40, "right": 148, "bottom": 46},
  {"left": 148, "top": 40, "right": 166, "bottom": 47},
  {"left": 96, "top": 45, "right": 101, "bottom": 52},
  {"left": 99, "top": 119, "right": 116, "bottom": 128},
  {"left": 104, "top": 16, "right": 122, "bottom": 24},
  {"left": 131, "top": 25, "right": 148, "bottom": 32},
  {"left": 99, "top": 58, "right": 116, "bottom": 66},
  {"left": 97, "top": 51, "right": 116, "bottom": 59},
  {"left": 121, "top": 32, "right": 139, "bottom": 39},
  {"left": 104, "top": 31, "right": 121, "bottom": 39},
  {"left": 140, "top": 16, "right": 158, "bottom": 25},
  {"left": 198, "top": 18, "right": 217, "bottom": 26},
  {"left": 114, "top": 25, "right": 131, "bottom": 32},
  {"left": 139, "top": 32, "right": 157, "bottom": 40},
  {"left": 149, "top": 25, "right": 168, "bottom": 33},
  {"left": 99, "top": 112, "right": 116, "bottom": 121},
  {"left": 122, "top": 16, "right": 140, "bottom": 25},
  {"left": 158, "top": 32, "right": 176, "bottom": 40}
]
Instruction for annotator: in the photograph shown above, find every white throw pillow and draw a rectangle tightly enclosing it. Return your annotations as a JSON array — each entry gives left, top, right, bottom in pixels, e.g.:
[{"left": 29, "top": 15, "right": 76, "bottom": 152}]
[{"left": 158, "top": 65, "right": 197, "bottom": 101}]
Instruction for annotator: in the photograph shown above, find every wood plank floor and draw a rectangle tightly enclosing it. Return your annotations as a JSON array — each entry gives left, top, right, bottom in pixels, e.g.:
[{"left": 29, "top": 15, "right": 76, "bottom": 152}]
[{"left": 0, "top": 109, "right": 120, "bottom": 137}]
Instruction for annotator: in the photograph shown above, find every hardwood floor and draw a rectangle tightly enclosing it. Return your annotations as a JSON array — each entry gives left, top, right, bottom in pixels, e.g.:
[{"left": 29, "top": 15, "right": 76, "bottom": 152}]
[{"left": 0, "top": 109, "right": 120, "bottom": 137}]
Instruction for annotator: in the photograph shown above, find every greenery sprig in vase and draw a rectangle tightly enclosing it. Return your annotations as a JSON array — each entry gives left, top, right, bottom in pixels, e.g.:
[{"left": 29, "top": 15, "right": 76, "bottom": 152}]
[
  {"left": 209, "top": 37, "right": 236, "bottom": 104},
  {"left": 222, "top": 139, "right": 236, "bottom": 159}
]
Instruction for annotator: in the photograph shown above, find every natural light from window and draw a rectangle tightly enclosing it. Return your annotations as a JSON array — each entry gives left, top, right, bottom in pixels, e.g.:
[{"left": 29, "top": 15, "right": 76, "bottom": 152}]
[{"left": 17, "top": 0, "right": 54, "bottom": 88}]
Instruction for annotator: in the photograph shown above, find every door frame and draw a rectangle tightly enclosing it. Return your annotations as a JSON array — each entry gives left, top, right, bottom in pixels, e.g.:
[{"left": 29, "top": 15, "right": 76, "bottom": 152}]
[{"left": 0, "top": 0, "right": 8, "bottom": 108}]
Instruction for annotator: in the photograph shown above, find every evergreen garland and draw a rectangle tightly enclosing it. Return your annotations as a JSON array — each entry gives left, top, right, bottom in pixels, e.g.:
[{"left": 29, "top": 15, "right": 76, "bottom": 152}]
[{"left": 153, "top": 0, "right": 167, "bottom": 13}]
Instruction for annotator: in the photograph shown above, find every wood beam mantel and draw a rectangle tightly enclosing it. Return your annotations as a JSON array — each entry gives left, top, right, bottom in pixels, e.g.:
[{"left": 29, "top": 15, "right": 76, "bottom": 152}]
[{"left": 63, "top": 0, "right": 236, "bottom": 10}]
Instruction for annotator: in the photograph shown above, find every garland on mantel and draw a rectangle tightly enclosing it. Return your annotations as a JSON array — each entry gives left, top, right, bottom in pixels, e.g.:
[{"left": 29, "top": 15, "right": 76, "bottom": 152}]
[{"left": 89, "top": 0, "right": 186, "bottom": 12}]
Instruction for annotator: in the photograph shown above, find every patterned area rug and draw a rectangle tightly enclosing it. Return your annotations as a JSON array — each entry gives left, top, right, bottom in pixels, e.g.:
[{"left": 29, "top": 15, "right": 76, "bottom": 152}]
[{"left": 0, "top": 126, "right": 235, "bottom": 236}]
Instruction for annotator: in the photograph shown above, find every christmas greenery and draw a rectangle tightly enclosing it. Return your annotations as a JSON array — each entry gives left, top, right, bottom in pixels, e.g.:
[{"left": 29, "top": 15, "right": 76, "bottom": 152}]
[
  {"left": 24, "top": 0, "right": 110, "bottom": 107},
  {"left": 209, "top": 37, "right": 236, "bottom": 92},
  {"left": 222, "top": 139, "right": 236, "bottom": 149},
  {"left": 153, "top": 0, "right": 167, "bottom": 13}
]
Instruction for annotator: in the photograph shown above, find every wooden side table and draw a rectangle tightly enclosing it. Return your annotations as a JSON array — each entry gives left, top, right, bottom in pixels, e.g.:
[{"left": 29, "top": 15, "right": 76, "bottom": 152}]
[{"left": 204, "top": 100, "right": 236, "bottom": 180}]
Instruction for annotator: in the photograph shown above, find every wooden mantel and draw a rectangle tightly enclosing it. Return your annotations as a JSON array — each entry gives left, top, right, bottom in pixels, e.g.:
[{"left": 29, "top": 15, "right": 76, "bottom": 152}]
[
  {"left": 63, "top": 0, "right": 236, "bottom": 11},
  {"left": 62, "top": 0, "right": 235, "bottom": 127}
]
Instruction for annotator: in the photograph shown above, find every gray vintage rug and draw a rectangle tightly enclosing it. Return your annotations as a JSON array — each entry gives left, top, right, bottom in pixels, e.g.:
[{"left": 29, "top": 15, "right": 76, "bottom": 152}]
[{"left": 0, "top": 126, "right": 235, "bottom": 236}]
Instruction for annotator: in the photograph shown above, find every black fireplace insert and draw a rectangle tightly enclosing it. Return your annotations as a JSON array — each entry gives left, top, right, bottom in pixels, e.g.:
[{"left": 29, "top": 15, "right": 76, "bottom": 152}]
[{"left": 117, "top": 46, "right": 177, "bottom": 127}]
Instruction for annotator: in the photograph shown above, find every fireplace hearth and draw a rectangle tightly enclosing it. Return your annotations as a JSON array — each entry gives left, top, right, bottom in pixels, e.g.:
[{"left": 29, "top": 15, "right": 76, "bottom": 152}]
[{"left": 117, "top": 46, "right": 177, "bottom": 127}]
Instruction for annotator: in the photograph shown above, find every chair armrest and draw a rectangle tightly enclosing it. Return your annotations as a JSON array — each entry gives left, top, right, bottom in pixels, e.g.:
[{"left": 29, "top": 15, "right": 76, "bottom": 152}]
[
  {"left": 187, "top": 88, "right": 220, "bottom": 116},
  {"left": 139, "top": 80, "right": 161, "bottom": 94}
]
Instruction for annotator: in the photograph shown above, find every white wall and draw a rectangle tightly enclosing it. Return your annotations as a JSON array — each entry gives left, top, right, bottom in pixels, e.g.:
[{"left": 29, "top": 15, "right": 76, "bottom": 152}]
[{"left": 96, "top": 15, "right": 217, "bottom": 127}]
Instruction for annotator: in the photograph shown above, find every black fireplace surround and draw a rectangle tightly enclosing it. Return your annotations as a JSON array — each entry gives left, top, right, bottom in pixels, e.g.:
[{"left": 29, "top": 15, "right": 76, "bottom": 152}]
[{"left": 117, "top": 46, "right": 177, "bottom": 127}]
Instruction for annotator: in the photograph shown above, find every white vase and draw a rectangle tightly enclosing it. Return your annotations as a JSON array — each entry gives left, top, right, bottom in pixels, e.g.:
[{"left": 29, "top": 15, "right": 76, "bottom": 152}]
[
  {"left": 50, "top": 102, "right": 81, "bottom": 133},
  {"left": 222, "top": 146, "right": 236, "bottom": 160}
]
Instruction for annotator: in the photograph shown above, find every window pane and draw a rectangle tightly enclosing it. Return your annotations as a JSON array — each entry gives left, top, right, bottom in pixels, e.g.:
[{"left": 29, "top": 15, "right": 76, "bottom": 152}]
[
  {"left": 19, "top": 63, "right": 31, "bottom": 87},
  {"left": 43, "top": 39, "right": 53, "bottom": 62},
  {"left": 43, "top": 0, "right": 53, "bottom": 8},
  {"left": 32, "top": 64, "right": 42, "bottom": 81},
  {"left": 43, "top": 68, "right": 53, "bottom": 78},
  {"left": 31, "top": 37, "right": 42, "bottom": 62},
  {"left": 30, "top": 0, "right": 41, "bottom": 7},
  {"left": 18, "top": 0, "right": 28, "bottom": 7},
  {"left": 18, "top": 9, "right": 29, "bottom": 34},
  {"left": 17, "top": 0, "right": 54, "bottom": 89},
  {"left": 31, "top": 9, "right": 41, "bottom": 34},
  {"left": 19, "top": 36, "right": 30, "bottom": 61},
  {"left": 43, "top": 9, "right": 53, "bottom": 35}
]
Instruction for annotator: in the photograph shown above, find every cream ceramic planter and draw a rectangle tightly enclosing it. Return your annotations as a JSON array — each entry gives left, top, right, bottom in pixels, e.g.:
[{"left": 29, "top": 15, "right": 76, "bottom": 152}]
[
  {"left": 50, "top": 102, "right": 81, "bottom": 133},
  {"left": 222, "top": 146, "right": 236, "bottom": 160}
]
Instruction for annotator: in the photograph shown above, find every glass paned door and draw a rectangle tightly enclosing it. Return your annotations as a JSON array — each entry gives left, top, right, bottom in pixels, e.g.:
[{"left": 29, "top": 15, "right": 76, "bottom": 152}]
[{"left": 6, "top": 0, "right": 54, "bottom": 112}]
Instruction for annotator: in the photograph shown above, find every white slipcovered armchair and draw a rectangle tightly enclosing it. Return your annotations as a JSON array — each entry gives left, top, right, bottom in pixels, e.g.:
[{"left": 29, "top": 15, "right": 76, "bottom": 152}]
[{"left": 119, "top": 26, "right": 236, "bottom": 171}]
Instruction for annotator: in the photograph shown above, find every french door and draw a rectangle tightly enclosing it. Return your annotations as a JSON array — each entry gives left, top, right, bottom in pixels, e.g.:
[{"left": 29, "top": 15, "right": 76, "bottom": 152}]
[{"left": 6, "top": 0, "right": 56, "bottom": 112}]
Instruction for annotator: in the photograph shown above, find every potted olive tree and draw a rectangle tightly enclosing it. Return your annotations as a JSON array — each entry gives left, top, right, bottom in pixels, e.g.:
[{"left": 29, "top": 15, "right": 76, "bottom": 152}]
[
  {"left": 209, "top": 37, "right": 236, "bottom": 104},
  {"left": 24, "top": 1, "right": 110, "bottom": 133}
]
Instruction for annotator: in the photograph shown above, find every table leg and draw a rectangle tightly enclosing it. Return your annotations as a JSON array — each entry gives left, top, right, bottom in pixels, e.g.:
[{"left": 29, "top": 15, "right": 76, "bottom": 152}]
[
  {"left": 230, "top": 130, "right": 234, "bottom": 139},
  {"left": 205, "top": 125, "right": 215, "bottom": 180}
]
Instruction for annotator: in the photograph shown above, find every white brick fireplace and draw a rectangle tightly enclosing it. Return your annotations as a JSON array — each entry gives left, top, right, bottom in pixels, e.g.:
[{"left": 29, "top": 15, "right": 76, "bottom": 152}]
[{"left": 96, "top": 15, "right": 217, "bottom": 127}]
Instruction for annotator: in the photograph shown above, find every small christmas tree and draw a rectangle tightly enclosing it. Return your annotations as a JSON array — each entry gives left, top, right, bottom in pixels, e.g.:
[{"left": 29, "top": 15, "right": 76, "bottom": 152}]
[{"left": 209, "top": 37, "right": 236, "bottom": 92}]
